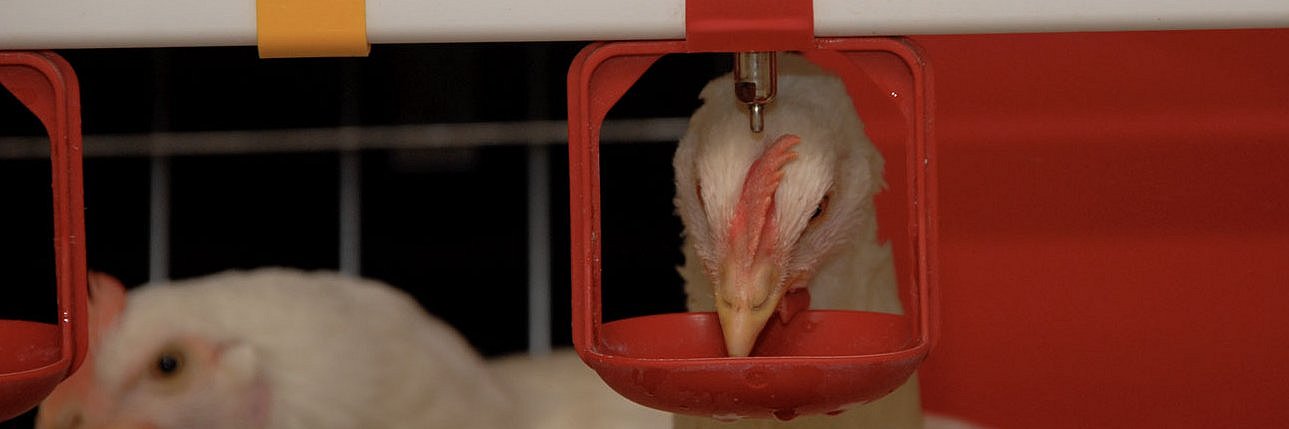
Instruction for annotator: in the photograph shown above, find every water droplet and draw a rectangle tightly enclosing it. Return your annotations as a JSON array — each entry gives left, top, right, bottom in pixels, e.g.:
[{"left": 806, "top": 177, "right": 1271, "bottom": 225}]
[
  {"left": 773, "top": 408, "right": 798, "bottom": 421},
  {"left": 889, "top": 91, "right": 899, "bottom": 99},
  {"left": 714, "top": 414, "right": 742, "bottom": 422}
]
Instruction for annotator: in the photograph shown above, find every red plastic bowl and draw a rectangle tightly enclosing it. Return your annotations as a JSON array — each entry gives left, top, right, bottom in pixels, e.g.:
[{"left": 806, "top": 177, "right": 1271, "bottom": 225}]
[
  {"left": 587, "top": 311, "right": 921, "bottom": 420},
  {"left": 0, "top": 321, "right": 66, "bottom": 420}
]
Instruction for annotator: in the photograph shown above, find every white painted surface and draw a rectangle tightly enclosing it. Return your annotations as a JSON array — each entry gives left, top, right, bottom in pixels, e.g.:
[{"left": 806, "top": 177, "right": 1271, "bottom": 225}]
[{"left": 1, "top": 0, "right": 1286, "bottom": 49}]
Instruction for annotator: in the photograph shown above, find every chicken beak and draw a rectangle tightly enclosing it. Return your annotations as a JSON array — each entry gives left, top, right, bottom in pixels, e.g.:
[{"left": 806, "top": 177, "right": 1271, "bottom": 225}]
[
  {"left": 715, "top": 257, "right": 785, "bottom": 357},
  {"left": 713, "top": 133, "right": 802, "bottom": 357}
]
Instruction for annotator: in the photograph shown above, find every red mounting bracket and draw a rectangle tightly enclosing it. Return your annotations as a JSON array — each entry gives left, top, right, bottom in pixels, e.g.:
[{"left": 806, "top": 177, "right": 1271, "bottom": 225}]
[
  {"left": 0, "top": 51, "right": 89, "bottom": 421},
  {"left": 686, "top": 0, "right": 813, "bottom": 51}
]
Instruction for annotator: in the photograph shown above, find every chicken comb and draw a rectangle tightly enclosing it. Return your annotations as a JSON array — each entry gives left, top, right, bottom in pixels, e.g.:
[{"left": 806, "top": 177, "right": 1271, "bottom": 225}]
[{"left": 730, "top": 134, "right": 801, "bottom": 262}]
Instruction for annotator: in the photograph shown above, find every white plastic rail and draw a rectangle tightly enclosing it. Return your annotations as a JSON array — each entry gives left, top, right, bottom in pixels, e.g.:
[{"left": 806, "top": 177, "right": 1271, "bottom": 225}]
[{"left": 2, "top": 0, "right": 1287, "bottom": 49}]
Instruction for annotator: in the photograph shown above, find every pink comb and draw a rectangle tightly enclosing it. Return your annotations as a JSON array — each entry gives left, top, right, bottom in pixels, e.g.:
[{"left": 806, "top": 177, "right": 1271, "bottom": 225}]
[{"left": 728, "top": 134, "right": 802, "bottom": 265}]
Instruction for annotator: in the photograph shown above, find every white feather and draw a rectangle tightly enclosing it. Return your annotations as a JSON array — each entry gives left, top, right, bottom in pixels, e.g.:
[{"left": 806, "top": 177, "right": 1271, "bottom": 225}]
[
  {"left": 488, "top": 350, "right": 670, "bottom": 429},
  {"left": 675, "top": 54, "right": 891, "bottom": 305},
  {"left": 91, "top": 268, "right": 515, "bottom": 429},
  {"left": 47, "top": 268, "right": 674, "bottom": 429}
]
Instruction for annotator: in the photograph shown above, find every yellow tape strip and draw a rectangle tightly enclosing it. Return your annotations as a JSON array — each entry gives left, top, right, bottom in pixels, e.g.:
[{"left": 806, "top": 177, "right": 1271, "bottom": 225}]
[{"left": 257, "top": 0, "right": 370, "bottom": 58}]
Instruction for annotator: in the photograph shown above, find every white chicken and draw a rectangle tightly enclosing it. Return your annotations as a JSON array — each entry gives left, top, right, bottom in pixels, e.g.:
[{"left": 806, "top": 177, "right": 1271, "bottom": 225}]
[
  {"left": 671, "top": 54, "right": 923, "bottom": 428},
  {"left": 489, "top": 350, "right": 670, "bottom": 429},
  {"left": 37, "top": 268, "right": 515, "bottom": 429},
  {"left": 37, "top": 269, "right": 670, "bottom": 429}
]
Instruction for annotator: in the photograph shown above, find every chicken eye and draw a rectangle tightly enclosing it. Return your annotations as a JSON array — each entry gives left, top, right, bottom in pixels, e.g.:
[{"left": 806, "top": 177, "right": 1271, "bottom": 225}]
[
  {"left": 810, "top": 194, "right": 830, "bottom": 222},
  {"left": 152, "top": 348, "right": 186, "bottom": 379}
]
